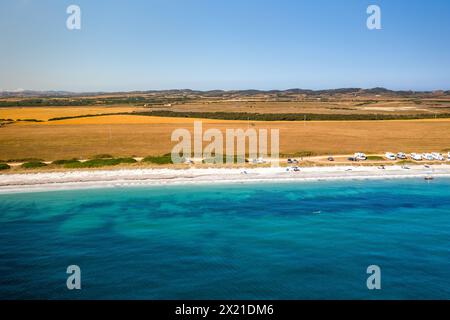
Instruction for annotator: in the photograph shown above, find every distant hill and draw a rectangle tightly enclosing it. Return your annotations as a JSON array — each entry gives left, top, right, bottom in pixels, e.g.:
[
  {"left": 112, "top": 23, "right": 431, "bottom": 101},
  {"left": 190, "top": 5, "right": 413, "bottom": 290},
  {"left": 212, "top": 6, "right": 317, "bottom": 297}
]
[
  {"left": 0, "top": 90, "right": 78, "bottom": 98},
  {"left": 1, "top": 87, "right": 449, "bottom": 99}
]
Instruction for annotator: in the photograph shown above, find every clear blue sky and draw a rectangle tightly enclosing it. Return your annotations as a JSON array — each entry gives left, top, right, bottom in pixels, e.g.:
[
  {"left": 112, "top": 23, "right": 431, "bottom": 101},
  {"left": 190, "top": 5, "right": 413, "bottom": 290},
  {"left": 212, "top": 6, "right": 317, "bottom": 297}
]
[{"left": 1, "top": 0, "right": 449, "bottom": 91}]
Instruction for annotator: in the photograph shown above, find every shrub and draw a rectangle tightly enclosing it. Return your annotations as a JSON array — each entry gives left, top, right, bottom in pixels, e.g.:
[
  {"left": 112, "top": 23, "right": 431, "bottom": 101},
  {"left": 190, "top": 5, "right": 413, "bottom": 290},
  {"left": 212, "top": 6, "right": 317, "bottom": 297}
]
[
  {"left": 0, "top": 163, "right": 10, "bottom": 170},
  {"left": 21, "top": 161, "right": 47, "bottom": 169},
  {"left": 52, "top": 159, "right": 80, "bottom": 165},
  {"left": 143, "top": 154, "right": 173, "bottom": 164},
  {"left": 16, "top": 119, "right": 44, "bottom": 122},
  {"left": 116, "top": 157, "right": 137, "bottom": 164}
]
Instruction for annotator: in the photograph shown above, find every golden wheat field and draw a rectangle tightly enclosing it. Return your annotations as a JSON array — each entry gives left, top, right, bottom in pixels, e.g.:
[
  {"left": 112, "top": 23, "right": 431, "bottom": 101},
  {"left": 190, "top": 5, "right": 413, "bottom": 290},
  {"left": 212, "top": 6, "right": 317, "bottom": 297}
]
[
  {"left": 1, "top": 107, "right": 450, "bottom": 161},
  {"left": 0, "top": 106, "right": 147, "bottom": 121}
]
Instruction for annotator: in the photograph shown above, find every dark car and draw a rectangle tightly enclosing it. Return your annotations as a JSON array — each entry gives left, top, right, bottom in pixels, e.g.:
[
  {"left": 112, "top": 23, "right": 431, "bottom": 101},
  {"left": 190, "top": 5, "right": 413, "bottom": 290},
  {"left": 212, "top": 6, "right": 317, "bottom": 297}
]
[{"left": 328, "top": 156, "right": 334, "bottom": 161}]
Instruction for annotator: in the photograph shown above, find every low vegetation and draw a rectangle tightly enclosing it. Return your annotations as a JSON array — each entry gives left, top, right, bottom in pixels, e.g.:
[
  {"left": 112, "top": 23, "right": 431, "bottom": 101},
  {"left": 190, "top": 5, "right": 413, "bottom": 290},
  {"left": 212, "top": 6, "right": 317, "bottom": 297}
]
[
  {"left": 0, "top": 163, "right": 10, "bottom": 170},
  {"left": 21, "top": 161, "right": 47, "bottom": 169},
  {"left": 16, "top": 119, "right": 44, "bottom": 122},
  {"left": 0, "top": 96, "right": 192, "bottom": 107},
  {"left": 48, "top": 113, "right": 118, "bottom": 121},
  {"left": 134, "top": 111, "right": 450, "bottom": 121},
  {"left": 45, "top": 110, "right": 450, "bottom": 122},
  {"left": 142, "top": 154, "right": 173, "bottom": 165},
  {"left": 52, "top": 159, "right": 80, "bottom": 165}
]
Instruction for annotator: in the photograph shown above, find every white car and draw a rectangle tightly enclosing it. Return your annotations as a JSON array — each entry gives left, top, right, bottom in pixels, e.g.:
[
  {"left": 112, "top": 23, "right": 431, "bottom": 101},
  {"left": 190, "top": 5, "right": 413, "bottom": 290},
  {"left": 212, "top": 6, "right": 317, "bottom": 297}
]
[
  {"left": 354, "top": 152, "right": 367, "bottom": 161},
  {"left": 385, "top": 152, "right": 397, "bottom": 161},
  {"left": 411, "top": 153, "right": 422, "bottom": 161},
  {"left": 431, "top": 152, "right": 445, "bottom": 161},
  {"left": 422, "top": 153, "right": 434, "bottom": 161},
  {"left": 397, "top": 152, "right": 407, "bottom": 160},
  {"left": 448, "top": 152, "right": 450, "bottom": 161},
  {"left": 252, "top": 157, "right": 266, "bottom": 164}
]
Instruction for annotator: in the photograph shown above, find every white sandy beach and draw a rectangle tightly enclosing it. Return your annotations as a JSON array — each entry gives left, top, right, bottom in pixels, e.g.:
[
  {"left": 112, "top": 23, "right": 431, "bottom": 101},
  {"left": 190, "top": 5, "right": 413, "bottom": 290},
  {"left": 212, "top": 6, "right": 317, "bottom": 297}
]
[{"left": 1, "top": 164, "right": 450, "bottom": 194}]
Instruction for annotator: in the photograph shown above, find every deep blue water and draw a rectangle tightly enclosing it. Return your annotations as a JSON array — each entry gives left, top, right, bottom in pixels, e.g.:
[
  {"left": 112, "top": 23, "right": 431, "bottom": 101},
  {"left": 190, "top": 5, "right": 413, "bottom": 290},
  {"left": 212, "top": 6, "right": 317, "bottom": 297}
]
[{"left": 1, "top": 178, "right": 450, "bottom": 300}]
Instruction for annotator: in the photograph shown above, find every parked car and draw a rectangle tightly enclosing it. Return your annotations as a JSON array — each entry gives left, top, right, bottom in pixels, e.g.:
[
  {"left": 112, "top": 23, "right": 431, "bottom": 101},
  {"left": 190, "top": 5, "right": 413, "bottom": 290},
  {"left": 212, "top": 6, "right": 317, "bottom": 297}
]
[
  {"left": 431, "top": 152, "right": 445, "bottom": 161},
  {"left": 397, "top": 152, "right": 407, "bottom": 160},
  {"left": 411, "top": 153, "right": 422, "bottom": 161},
  {"left": 354, "top": 153, "right": 367, "bottom": 161},
  {"left": 422, "top": 153, "right": 434, "bottom": 161},
  {"left": 327, "top": 156, "right": 334, "bottom": 161},
  {"left": 385, "top": 152, "right": 397, "bottom": 161}
]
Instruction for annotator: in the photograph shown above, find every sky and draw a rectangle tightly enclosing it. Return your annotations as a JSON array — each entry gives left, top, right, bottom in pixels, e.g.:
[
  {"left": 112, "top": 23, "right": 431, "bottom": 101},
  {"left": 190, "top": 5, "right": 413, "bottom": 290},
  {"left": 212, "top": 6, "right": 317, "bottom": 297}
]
[{"left": 0, "top": 0, "right": 449, "bottom": 92}]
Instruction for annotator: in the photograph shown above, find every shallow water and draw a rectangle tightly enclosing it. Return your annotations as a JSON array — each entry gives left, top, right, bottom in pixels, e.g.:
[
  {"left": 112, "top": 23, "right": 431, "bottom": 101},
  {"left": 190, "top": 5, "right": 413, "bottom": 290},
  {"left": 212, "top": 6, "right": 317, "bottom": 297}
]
[{"left": 1, "top": 178, "right": 449, "bottom": 299}]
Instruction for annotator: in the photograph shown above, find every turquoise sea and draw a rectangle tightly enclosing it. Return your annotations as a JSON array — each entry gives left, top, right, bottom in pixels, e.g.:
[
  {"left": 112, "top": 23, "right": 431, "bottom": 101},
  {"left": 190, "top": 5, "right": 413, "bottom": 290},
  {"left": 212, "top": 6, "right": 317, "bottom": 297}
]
[{"left": 1, "top": 178, "right": 450, "bottom": 299}]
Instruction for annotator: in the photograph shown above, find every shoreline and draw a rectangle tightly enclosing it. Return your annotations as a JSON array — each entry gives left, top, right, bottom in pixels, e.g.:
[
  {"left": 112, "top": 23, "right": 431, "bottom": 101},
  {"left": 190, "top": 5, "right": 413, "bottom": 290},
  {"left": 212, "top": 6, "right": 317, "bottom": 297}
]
[{"left": 1, "top": 164, "right": 450, "bottom": 194}]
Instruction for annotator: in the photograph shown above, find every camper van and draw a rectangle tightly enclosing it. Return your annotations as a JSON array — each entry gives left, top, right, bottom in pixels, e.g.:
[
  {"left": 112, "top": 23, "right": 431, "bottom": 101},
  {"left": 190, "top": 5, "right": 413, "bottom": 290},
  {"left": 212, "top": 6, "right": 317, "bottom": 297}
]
[
  {"left": 431, "top": 152, "right": 445, "bottom": 161},
  {"left": 410, "top": 153, "right": 422, "bottom": 161}
]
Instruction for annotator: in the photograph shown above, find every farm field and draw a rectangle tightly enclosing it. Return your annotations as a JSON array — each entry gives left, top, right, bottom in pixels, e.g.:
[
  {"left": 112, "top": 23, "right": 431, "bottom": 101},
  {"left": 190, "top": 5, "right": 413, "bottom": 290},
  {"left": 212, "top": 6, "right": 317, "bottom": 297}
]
[
  {"left": 150, "top": 100, "right": 450, "bottom": 115},
  {"left": 1, "top": 111, "right": 449, "bottom": 161},
  {"left": 0, "top": 106, "right": 145, "bottom": 121}
]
